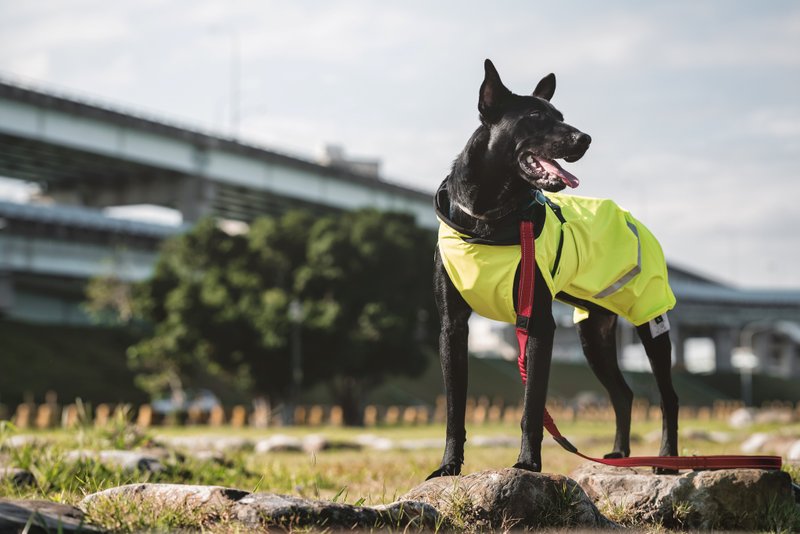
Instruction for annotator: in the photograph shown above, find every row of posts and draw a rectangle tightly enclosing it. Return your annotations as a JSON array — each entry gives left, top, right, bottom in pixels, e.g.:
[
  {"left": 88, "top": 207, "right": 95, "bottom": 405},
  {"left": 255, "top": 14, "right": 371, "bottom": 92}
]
[{"left": 4, "top": 398, "right": 796, "bottom": 430}]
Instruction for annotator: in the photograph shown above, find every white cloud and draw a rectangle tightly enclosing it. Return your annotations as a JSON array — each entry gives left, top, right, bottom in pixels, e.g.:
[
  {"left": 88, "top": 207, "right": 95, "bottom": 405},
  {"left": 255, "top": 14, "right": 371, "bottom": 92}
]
[
  {"left": 2, "top": 51, "right": 51, "bottom": 80},
  {"left": 1, "top": 11, "right": 132, "bottom": 55},
  {"left": 746, "top": 108, "right": 800, "bottom": 139}
]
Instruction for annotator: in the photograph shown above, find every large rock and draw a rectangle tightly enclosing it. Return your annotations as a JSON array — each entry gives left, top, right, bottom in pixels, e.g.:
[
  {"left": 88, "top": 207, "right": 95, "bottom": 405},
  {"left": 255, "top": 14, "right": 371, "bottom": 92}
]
[
  {"left": 81, "top": 483, "right": 439, "bottom": 531},
  {"left": 81, "top": 483, "right": 249, "bottom": 513},
  {"left": 233, "top": 493, "right": 439, "bottom": 530},
  {"left": 572, "top": 463, "right": 797, "bottom": 530},
  {"left": 399, "top": 468, "right": 615, "bottom": 530},
  {"left": 0, "top": 498, "right": 103, "bottom": 533}
]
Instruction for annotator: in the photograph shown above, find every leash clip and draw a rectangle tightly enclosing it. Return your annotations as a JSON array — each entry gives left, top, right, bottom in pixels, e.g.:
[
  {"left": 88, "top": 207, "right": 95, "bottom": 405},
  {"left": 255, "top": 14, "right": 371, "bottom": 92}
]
[{"left": 533, "top": 190, "right": 547, "bottom": 205}]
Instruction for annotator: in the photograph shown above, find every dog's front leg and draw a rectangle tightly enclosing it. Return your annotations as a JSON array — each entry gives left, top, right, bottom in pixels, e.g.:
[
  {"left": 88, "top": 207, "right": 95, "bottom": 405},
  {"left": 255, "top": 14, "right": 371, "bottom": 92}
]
[
  {"left": 514, "top": 269, "right": 555, "bottom": 473},
  {"left": 427, "top": 249, "right": 472, "bottom": 480}
]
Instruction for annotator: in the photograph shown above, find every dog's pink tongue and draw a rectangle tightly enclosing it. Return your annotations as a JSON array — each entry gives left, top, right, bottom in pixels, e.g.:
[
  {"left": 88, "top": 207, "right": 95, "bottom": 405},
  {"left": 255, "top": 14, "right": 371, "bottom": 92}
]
[{"left": 539, "top": 157, "right": 580, "bottom": 188}]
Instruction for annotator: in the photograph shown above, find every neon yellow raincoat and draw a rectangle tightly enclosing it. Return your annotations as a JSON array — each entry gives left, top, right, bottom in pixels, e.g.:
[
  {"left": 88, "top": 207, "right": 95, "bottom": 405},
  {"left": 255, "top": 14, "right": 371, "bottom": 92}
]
[{"left": 437, "top": 192, "right": 675, "bottom": 326}]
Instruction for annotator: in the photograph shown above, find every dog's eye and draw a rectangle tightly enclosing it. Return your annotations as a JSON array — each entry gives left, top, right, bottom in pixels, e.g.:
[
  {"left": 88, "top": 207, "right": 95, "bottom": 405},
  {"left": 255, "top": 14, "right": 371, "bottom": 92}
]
[{"left": 528, "top": 111, "right": 544, "bottom": 119}]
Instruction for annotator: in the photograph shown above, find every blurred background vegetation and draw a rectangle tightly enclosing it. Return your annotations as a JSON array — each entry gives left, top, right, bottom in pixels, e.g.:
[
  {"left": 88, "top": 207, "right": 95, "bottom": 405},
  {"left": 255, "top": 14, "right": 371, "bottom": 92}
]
[{"left": 42, "top": 208, "right": 437, "bottom": 425}]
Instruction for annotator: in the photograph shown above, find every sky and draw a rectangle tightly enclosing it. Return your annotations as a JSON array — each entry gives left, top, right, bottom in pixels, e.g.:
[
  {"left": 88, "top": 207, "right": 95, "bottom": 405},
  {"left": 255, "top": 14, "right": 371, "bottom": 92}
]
[{"left": 1, "top": 0, "right": 799, "bottom": 288}]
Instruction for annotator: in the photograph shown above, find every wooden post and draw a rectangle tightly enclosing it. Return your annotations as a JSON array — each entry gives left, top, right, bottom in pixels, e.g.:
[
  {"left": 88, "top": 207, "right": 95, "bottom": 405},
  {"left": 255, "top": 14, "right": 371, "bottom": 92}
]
[
  {"left": 209, "top": 405, "right": 225, "bottom": 426},
  {"left": 95, "top": 404, "right": 111, "bottom": 427},
  {"left": 230, "top": 405, "right": 247, "bottom": 428},
  {"left": 61, "top": 404, "right": 79, "bottom": 428},
  {"left": 35, "top": 404, "right": 53, "bottom": 429},
  {"left": 308, "top": 405, "right": 324, "bottom": 426},
  {"left": 416, "top": 406, "right": 430, "bottom": 425},
  {"left": 434, "top": 395, "right": 446, "bottom": 424},
  {"left": 13, "top": 404, "right": 31, "bottom": 429},
  {"left": 363, "top": 405, "right": 378, "bottom": 427},
  {"left": 384, "top": 406, "right": 400, "bottom": 425},
  {"left": 293, "top": 406, "right": 306, "bottom": 426},
  {"left": 136, "top": 405, "right": 153, "bottom": 428},
  {"left": 329, "top": 406, "right": 343, "bottom": 426}
]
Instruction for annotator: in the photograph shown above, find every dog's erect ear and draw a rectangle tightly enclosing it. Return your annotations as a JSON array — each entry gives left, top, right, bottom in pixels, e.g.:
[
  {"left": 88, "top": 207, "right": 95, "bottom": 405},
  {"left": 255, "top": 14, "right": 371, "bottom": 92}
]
[
  {"left": 532, "top": 73, "right": 556, "bottom": 101},
  {"left": 479, "top": 59, "right": 511, "bottom": 121}
]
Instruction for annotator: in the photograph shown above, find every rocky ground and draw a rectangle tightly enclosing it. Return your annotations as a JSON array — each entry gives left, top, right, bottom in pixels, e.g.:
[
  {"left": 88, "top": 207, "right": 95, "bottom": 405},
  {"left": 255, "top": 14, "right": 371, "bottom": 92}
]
[
  {"left": 1, "top": 465, "right": 797, "bottom": 532},
  {"left": 1, "top": 420, "right": 799, "bottom": 532}
]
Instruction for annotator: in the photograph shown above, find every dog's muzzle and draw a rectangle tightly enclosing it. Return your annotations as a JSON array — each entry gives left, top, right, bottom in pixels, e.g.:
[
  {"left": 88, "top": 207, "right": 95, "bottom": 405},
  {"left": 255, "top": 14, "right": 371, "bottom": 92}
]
[{"left": 564, "top": 133, "right": 591, "bottom": 163}]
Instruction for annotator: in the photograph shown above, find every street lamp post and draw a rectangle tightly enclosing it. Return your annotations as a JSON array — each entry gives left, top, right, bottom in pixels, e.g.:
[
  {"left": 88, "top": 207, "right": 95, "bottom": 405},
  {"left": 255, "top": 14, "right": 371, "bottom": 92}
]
[{"left": 288, "top": 299, "right": 304, "bottom": 424}]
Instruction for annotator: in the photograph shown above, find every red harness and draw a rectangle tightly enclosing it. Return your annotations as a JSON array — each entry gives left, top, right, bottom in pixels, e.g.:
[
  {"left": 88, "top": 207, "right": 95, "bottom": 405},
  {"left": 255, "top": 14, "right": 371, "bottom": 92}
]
[{"left": 515, "top": 219, "right": 782, "bottom": 471}]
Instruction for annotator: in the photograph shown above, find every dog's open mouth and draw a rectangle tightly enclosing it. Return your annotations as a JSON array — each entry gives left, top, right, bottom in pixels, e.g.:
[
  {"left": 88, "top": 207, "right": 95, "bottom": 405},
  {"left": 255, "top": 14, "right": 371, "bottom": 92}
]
[{"left": 519, "top": 152, "right": 580, "bottom": 189}]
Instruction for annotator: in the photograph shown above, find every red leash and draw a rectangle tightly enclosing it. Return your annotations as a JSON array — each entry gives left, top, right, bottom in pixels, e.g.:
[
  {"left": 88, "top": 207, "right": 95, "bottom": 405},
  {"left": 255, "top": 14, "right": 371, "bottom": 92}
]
[{"left": 515, "top": 219, "right": 782, "bottom": 471}]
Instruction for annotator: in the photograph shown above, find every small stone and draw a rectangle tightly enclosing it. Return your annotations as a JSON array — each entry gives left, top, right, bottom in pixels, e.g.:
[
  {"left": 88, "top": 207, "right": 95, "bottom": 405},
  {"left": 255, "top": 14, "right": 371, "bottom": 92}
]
[
  {"left": 1, "top": 435, "right": 40, "bottom": 449},
  {"left": 470, "top": 435, "right": 519, "bottom": 448},
  {"left": 682, "top": 428, "right": 732, "bottom": 443},
  {"left": 395, "top": 438, "right": 443, "bottom": 450},
  {"left": 156, "top": 435, "right": 252, "bottom": 452},
  {"left": 740, "top": 432, "right": 770, "bottom": 453},
  {"left": 254, "top": 434, "right": 303, "bottom": 453},
  {"left": 788, "top": 440, "right": 800, "bottom": 461},
  {"left": 354, "top": 434, "right": 395, "bottom": 450},
  {"left": 0, "top": 467, "right": 36, "bottom": 487},
  {"left": 729, "top": 407, "right": 756, "bottom": 428},
  {"left": 0, "top": 498, "right": 103, "bottom": 533},
  {"left": 301, "top": 435, "right": 361, "bottom": 453},
  {"left": 65, "top": 450, "right": 165, "bottom": 473},
  {"left": 740, "top": 432, "right": 800, "bottom": 455}
]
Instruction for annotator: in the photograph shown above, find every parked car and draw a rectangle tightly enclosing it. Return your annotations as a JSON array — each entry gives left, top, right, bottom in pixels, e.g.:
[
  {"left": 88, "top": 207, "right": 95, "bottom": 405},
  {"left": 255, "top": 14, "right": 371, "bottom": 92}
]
[{"left": 151, "top": 389, "right": 221, "bottom": 414}]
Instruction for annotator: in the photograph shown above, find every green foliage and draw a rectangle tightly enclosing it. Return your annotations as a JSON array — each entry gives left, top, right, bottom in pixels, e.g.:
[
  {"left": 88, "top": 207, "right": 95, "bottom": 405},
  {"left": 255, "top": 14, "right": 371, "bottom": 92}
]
[
  {"left": 84, "top": 272, "right": 135, "bottom": 324},
  {"left": 0, "top": 320, "right": 146, "bottom": 405},
  {"left": 127, "top": 209, "right": 436, "bottom": 417},
  {"left": 296, "top": 210, "right": 436, "bottom": 422}
]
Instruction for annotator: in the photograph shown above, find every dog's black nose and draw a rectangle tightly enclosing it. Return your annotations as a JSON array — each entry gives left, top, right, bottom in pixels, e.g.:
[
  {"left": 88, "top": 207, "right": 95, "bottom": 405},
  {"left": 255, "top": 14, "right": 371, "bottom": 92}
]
[{"left": 574, "top": 133, "right": 591, "bottom": 148}]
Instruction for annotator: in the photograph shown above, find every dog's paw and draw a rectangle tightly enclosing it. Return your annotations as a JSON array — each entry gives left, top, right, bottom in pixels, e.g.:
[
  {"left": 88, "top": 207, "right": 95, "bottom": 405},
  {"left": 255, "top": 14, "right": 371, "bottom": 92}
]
[
  {"left": 426, "top": 463, "right": 461, "bottom": 480},
  {"left": 603, "top": 451, "right": 626, "bottom": 459},
  {"left": 512, "top": 461, "right": 541, "bottom": 472},
  {"left": 653, "top": 467, "right": 679, "bottom": 475}
]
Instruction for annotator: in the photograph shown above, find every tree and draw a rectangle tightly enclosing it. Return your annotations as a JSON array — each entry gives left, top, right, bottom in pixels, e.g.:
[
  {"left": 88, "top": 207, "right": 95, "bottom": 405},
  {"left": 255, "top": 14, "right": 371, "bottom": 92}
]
[
  {"left": 126, "top": 209, "right": 436, "bottom": 423},
  {"left": 128, "top": 214, "right": 311, "bottom": 403},
  {"left": 297, "top": 210, "right": 437, "bottom": 424}
]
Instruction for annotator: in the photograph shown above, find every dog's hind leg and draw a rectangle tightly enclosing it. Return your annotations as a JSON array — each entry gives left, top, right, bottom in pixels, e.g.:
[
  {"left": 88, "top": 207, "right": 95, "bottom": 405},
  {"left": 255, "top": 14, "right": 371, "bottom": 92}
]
[
  {"left": 637, "top": 319, "right": 679, "bottom": 473},
  {"left": 427, "top": 248, "right": 472, "bottom": 480},
  {"left": 577, "top": 311, "right": 634, "bottom": 458}
]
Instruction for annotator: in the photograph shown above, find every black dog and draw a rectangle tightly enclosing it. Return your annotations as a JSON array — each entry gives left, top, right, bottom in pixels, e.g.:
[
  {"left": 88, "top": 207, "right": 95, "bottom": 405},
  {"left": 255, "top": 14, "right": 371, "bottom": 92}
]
[{"left": 428, "top": 60, "right": 679, "bottom": 478}]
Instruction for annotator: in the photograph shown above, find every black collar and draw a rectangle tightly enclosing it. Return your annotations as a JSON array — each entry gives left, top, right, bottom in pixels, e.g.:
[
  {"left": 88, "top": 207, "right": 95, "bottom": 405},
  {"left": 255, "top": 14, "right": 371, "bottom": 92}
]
[{"left": 434, "top": 180, "right": 548, "bottom": 245}]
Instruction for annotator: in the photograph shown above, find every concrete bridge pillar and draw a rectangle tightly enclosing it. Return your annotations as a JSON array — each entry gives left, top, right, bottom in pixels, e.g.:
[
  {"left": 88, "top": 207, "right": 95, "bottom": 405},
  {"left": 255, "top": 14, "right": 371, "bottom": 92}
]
[
  {"left": 714, "top": 328, "right": 735, "bottom": 372},
  {"left": 671, "top": 320, "right": 686, "bottom": 369},
  {"left": 175, "top": 176, "right": 214, "bottom": 222},
  {"left": 0, "top": 270, "right": 13, "bottom": 314}
]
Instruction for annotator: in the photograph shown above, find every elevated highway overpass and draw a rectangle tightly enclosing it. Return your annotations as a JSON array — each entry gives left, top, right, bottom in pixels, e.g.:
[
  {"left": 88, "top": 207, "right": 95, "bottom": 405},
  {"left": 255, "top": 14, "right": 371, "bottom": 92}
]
[{"left": 0, "top": 77, "right": 434, "bottom": 225}]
